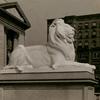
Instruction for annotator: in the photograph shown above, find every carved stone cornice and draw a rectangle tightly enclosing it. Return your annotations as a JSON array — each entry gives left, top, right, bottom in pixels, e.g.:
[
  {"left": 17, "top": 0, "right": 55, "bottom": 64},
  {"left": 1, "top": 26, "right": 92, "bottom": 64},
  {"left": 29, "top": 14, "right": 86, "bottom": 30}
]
[{"left": 0, "top": 2, "right": 31, "bottom": 32}]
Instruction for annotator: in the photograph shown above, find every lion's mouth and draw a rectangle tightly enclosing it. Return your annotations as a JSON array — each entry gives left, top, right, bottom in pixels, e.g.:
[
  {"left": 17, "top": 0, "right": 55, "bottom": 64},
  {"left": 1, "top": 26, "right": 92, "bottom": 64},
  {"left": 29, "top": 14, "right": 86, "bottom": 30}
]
[
  {"left": 66, "top": 34, "right": 74, "bottom": 39},
  {"left": 66, "top": 34, "right": 74, "bottom": 43}
]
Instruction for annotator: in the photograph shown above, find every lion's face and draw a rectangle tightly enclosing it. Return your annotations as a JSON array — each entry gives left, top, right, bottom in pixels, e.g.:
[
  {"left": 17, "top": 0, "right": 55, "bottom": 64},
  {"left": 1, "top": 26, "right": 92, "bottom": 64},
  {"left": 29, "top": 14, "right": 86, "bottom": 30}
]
[{"left": 49, "top": 19, "right": 75, "bottom": 43}]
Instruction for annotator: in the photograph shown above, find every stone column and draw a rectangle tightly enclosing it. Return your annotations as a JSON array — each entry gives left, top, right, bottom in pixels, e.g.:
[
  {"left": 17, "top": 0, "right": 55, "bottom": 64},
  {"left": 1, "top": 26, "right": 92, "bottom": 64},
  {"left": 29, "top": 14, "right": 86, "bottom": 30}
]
[{"left": 0, "top": 24, "right": 5, "bottom": 68}]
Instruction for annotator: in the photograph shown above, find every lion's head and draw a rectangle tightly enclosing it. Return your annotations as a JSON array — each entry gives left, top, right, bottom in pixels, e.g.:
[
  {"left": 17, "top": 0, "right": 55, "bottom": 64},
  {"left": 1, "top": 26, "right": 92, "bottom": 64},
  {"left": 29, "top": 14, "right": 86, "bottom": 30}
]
[
  {"left": 48, "top": 19, "right": 75, "bottom": 61},
  {"left": 48, "top": 19, "right": 75, "bottom": 45}
]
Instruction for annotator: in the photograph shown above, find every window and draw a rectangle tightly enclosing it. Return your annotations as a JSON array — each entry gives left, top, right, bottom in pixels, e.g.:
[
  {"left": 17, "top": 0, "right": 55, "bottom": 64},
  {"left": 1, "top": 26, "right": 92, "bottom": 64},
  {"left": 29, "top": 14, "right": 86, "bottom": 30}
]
[
  {"left": 84, "top": 40, "right": 89, "bottom": 45},
  {"left": 78, "top": 41, "right": 82, "bottom": 49},
  {"left": 78, "top": 23, "right": 83, "bottom": 30},
  {"left": 78, "top": 52, "right": 89, "bottom": 60},
  {"left": 84, "top": 40, "right": 89, "bottom": 48},
  {"left": 78, "top": 31, "right": 82, "bottom": 39},
  {"left": 91, "top": 22, "right": 97, "bottom": 28},
  {"left": 84, "top": 22, "right": 89, "bottom": 29},
  {"left": 84, "top": 31, "right": 89, "bottom": 38},
  {"left": 92, "top": 30, "right": 97, "bottom": 38},
  {"left": 92, "top": 52, "right": 100, "bottom": 60},
  {"left": 92, "top": 40, "right": 96, "bottom": 47},
  {"left": 78, "top": 41, "right": 82, "bottom": 46}
]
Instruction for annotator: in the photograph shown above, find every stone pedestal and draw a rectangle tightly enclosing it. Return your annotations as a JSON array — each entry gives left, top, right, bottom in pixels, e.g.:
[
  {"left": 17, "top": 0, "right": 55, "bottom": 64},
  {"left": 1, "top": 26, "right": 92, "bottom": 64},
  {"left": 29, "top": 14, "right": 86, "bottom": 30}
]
[{"left": 0, "top": 71, "right": 97, "bottom": 100}]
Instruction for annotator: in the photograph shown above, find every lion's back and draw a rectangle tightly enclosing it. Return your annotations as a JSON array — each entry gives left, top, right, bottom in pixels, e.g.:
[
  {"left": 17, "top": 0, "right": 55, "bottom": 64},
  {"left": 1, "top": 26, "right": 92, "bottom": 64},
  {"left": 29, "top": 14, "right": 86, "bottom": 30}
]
[
  {"left": 9, "top": 45, "right": 51, "bottom": 68},
  {"left": 26, "top": 45, "right": 51, "bottom": 67}
]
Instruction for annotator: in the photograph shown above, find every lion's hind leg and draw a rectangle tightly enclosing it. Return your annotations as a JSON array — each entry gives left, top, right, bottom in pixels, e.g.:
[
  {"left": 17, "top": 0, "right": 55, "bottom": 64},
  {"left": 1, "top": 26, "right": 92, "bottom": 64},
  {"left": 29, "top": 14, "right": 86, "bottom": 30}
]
[{"left": 9, "top": 45, "right": 28, "bottom": 66}]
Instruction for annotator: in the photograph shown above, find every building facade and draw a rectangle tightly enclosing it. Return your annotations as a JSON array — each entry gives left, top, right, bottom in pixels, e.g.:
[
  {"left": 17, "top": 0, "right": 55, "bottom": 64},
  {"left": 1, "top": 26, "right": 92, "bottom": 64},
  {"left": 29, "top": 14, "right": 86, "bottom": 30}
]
[
  {"left": 64, "top": 14, "right": 100, "bottom": 95},
  {"left": 48, "top": 15, "right": 100, "bottom": 73}
]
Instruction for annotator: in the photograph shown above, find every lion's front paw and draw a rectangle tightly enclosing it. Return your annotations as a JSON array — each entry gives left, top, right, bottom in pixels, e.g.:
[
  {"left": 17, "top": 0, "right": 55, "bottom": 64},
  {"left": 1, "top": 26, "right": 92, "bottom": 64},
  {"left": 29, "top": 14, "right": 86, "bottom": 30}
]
[
  {"left": 52, "top": 64, "right": 58, "bottom": 70},
  {"left": 84, "top": 63, "right": 95, "bottom": 69}
]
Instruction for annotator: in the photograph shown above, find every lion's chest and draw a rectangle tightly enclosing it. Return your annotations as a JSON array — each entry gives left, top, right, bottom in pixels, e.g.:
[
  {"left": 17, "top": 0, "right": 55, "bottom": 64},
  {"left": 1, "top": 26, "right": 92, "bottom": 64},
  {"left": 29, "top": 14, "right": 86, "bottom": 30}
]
[{"left": 64, "top": 43, "right": 75, "bottom": 61}]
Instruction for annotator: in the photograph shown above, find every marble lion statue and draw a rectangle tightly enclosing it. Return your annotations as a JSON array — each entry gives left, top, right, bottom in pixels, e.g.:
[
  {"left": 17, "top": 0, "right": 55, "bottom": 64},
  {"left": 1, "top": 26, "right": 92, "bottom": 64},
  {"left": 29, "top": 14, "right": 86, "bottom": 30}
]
[{"left": 4, "top": 19, "right": 95, "bottom": 72}]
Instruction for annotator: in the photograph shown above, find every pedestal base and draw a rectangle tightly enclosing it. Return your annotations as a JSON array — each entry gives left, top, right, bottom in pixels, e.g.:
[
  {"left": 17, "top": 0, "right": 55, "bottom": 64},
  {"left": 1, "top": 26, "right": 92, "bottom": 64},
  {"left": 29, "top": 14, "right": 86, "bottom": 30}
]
[{"left": 0, "top": 71, "right": 97, "bottom": 100}]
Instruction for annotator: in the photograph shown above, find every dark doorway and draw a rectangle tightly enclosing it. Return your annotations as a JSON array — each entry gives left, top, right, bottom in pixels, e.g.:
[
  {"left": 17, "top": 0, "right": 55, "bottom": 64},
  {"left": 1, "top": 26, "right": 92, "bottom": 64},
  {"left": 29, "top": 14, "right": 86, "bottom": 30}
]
[{"left": 5, "top": 27, "right": 19, "bottom": 64}]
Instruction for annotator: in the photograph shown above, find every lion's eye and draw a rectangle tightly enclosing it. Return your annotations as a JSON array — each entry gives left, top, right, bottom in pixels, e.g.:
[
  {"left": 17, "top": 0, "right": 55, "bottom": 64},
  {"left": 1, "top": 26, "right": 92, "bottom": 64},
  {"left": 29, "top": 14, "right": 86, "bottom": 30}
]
[
  {"left": 51, "top": 23, "right": 56, "bottom": 27},
  {"left": 54, "top": 23, "right": 56, "bottom": 26}
]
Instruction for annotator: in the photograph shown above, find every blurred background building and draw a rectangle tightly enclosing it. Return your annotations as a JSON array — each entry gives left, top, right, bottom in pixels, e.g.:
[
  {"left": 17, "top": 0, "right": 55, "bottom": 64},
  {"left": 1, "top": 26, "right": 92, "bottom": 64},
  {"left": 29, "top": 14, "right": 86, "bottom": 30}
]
[{"left": 64, "top": 14, "right": 100, "bottom": 95}]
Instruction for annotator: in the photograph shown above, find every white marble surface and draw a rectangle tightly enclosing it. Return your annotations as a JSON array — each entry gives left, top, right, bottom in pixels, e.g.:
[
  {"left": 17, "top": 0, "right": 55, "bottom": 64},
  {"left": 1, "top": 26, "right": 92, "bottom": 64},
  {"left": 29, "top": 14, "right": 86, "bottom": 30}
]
[
  {"left": 0, "top": 64, "right": 94, "bottom": 74},
  {"left": 0, "top": 19, "right": 95, "bottom": 73}
]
